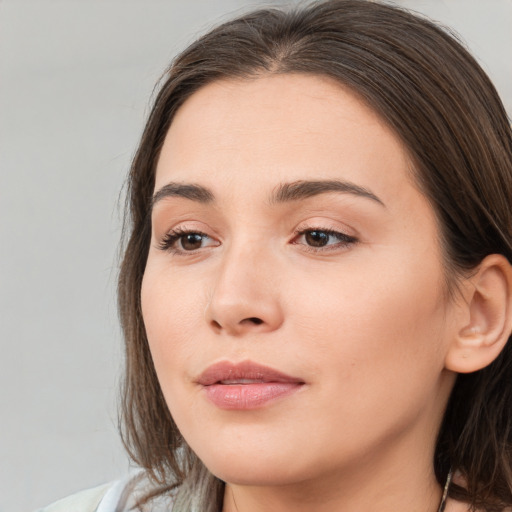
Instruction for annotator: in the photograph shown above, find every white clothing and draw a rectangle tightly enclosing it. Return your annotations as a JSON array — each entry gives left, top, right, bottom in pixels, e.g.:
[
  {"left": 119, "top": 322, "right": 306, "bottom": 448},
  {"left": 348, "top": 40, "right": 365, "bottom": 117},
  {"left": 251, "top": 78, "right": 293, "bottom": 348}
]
[
  {"left": 36, "top": 482, "right": 112, "bottom": 512},
  {"left": 36, "top": 474, "right": 162, "bottom": 512}
]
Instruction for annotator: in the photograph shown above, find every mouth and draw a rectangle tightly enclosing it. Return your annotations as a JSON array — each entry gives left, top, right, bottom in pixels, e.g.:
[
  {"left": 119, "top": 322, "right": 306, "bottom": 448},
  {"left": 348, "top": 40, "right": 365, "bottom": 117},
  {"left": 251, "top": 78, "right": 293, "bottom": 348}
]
[{"left": 196, "top": 360, "right": 305, "bottom": 410}]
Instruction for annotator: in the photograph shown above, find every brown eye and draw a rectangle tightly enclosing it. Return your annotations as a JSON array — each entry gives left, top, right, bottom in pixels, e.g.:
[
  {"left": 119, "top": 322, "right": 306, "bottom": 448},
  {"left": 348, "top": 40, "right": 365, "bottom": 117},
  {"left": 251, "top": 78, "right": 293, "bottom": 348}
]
[
  {"left": 293, "top": 228, "right": 358, "bottom": 252},
  {"left": 304, "top": 230, "right": 330, "bottom": 247},
  {"left": 181, "top": 233, "right": 205, "bottom": 251}
]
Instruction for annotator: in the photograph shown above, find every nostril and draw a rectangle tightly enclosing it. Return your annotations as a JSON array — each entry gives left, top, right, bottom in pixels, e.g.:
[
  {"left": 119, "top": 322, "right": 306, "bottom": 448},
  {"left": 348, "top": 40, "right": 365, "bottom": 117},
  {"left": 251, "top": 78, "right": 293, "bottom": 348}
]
[
  {"left": 247, "top": 317, "right": 263, "bottom": 325},
  {"left": 211, "top": 320, "right": 222, "bottom": 330}
]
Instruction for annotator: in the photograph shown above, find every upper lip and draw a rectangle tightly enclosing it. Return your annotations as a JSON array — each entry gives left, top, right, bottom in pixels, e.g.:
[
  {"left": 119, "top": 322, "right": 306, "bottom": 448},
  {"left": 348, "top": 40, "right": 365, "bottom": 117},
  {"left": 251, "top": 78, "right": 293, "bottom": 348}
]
[{"left": 196, "top": 360, "right": 304, "bottom": 386}]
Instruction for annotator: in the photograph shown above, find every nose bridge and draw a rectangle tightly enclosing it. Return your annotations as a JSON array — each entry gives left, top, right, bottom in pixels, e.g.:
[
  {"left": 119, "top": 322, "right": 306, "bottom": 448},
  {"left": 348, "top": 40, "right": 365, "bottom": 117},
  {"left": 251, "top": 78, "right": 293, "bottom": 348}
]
[{"left": 205, "top": 235, "right": 284, "bottom": 336}]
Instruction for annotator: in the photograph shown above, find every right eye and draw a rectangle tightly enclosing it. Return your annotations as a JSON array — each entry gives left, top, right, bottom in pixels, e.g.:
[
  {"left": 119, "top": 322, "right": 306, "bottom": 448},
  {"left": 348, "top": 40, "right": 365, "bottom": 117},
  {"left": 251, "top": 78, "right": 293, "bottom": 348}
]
[{"left": 158, "top": 228, "right": 219, "bottom": 254}]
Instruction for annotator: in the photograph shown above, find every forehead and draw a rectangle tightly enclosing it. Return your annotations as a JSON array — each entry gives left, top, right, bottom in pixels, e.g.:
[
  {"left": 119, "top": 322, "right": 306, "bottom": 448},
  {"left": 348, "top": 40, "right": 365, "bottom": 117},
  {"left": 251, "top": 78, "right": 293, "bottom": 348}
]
[{"left": 155, "top": 73, "right": 414, "bottom": 204}]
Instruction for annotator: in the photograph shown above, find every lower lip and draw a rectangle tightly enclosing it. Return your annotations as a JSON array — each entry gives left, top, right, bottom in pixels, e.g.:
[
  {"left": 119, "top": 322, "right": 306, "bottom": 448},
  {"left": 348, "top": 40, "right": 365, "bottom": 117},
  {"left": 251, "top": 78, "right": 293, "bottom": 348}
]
[{"left": 203, "top": 382, "right": 303, "bottom": 410}]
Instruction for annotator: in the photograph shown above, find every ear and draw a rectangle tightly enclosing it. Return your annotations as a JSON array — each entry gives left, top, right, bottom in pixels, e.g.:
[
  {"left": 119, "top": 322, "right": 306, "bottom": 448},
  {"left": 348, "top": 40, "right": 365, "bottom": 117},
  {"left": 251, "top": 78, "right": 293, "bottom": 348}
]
[{"left": 445, "top": 254, "right": 512, "bottom": 373}]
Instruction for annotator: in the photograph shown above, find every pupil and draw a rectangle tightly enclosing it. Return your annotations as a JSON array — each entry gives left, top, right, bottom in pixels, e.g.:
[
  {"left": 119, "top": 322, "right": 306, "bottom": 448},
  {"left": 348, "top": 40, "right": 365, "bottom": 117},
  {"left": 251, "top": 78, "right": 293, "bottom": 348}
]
[
  {"left": 182, "top": 233, "right": 203, "bottom": 250},
  {"left": 306, "top": 231, "right": 328, "bottom": 247}
]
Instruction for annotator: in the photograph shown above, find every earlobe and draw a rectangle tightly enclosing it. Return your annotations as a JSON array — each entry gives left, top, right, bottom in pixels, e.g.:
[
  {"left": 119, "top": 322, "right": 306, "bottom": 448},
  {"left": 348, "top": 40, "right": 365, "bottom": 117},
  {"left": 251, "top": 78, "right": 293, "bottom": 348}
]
[{"left": 445, "top": 254, "right": 512, "bottom": 374}]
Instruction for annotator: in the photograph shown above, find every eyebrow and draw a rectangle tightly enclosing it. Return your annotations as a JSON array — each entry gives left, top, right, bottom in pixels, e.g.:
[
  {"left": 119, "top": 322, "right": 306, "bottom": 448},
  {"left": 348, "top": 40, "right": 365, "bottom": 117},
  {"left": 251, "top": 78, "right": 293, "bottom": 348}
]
[
  {"left": 152, "top": 183, "right": 215, "bottom": 206},
  {"left": 151, "top": 179, "right": 385, "bottom": 208},
  {"left": 269, "top": 179, "right": 385, "bottom": 207}
]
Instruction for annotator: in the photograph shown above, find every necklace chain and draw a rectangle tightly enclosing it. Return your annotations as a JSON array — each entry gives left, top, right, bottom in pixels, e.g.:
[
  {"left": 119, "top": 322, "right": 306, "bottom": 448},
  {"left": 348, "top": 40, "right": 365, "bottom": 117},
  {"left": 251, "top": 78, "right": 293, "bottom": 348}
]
[{"left": 437, "top": 469, "right": 453, "bottom": 512}]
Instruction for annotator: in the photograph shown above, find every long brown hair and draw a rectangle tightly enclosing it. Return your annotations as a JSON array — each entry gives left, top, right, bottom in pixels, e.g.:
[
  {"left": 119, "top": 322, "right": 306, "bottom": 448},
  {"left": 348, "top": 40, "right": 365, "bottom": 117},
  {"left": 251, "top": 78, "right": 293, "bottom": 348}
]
[{"left": 118, "top": 1, "right": 512, "bottom": 510}]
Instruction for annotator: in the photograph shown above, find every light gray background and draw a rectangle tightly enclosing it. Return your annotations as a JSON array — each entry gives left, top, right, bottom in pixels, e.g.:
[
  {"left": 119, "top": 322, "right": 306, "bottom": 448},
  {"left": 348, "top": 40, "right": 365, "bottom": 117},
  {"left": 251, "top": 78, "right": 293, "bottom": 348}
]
[{"left": 1, "top": 1, "right": 510, "bottom": 511}]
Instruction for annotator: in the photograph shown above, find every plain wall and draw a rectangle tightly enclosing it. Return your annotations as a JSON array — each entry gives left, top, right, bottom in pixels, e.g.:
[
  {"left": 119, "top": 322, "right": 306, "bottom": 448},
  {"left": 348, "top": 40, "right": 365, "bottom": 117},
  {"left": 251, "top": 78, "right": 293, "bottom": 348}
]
[{"left": 1, "top": 1, "right": 510, "bottom": 510}]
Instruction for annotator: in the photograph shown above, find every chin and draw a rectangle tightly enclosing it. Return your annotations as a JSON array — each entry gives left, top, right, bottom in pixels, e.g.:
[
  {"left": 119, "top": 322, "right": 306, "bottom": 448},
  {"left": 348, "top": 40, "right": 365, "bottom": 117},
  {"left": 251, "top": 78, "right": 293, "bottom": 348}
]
[
  {"left": 204, "top": 457, "right": 304, "bottom": 487},
  {"left": 188, "top": 433, "right": 322, "bottom": 487}
]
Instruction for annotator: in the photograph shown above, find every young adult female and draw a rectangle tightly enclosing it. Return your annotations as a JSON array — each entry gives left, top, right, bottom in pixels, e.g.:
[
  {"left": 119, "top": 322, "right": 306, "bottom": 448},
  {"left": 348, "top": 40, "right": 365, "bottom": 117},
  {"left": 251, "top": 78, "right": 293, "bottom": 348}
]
[{"left": 40, "top": 0, "right": 512, "bottom": 511}]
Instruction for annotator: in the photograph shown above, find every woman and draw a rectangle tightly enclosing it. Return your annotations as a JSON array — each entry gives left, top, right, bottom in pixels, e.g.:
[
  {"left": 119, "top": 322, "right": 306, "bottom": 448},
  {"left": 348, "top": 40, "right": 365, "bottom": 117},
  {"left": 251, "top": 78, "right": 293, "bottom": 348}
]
[{"left": 40, "top": 0, "right": 512, "bottom": 511}]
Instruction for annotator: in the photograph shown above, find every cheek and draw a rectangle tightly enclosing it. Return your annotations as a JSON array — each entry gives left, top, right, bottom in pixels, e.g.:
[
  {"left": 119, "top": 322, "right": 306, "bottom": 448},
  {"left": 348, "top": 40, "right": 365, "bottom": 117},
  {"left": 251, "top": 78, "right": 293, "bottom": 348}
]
[
  {"left": 140, "top": 266, "right": 204, "bottom": 384},
  {"left": 286, "top": 247, "right": 448, "bottom": 389},
  {"left": 279, "top": 258, "right": 449, "bottom": 463}
]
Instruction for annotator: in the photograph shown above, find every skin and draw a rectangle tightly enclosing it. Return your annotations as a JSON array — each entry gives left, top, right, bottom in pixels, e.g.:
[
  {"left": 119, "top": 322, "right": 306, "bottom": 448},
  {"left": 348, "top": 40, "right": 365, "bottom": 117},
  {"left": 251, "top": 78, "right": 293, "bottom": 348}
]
[{"left": 141, "top": 74, "right": 469, "bottom": 511}]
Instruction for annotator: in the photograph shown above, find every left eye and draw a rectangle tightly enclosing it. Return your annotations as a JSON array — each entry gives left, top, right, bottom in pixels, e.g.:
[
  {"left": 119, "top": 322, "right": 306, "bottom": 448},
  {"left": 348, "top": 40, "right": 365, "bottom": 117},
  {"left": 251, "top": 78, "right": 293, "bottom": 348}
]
[{"left": 294, "top": 229, "right": 358, "bottom": 249}]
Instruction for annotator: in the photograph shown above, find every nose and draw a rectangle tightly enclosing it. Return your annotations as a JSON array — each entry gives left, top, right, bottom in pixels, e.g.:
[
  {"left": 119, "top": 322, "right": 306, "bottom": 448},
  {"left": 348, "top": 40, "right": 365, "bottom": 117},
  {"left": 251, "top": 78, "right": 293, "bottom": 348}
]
[{"left": 204, "top": 244, "right": 284, "bottom": 337}]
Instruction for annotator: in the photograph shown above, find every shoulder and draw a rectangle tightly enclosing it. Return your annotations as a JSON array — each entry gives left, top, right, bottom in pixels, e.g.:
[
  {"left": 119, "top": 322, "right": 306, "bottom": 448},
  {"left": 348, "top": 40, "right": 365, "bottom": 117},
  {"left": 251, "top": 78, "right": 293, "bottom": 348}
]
[
  {"left": 36, "top": 473, "right": 173, "bottom": 512},
  {"left": 36, "top": 482, "right": 113, "bottom": 512},
  {"left": 36, "top": 473, "right": 174, "bottom": 512}
]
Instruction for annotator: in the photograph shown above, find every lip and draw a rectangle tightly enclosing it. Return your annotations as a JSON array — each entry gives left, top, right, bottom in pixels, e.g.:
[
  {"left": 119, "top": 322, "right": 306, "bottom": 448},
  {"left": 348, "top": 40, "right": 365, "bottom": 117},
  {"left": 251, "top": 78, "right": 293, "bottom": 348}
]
[{"left": 196, "top": 360, "right": 305, "bottom": 410}]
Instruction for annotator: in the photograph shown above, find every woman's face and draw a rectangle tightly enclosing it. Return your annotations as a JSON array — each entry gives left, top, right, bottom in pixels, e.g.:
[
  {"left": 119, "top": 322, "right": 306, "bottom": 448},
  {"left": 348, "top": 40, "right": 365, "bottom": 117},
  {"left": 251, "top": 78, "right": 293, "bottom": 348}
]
[{"left": 141, "top": 74, "right": 457, "bottom": 487}]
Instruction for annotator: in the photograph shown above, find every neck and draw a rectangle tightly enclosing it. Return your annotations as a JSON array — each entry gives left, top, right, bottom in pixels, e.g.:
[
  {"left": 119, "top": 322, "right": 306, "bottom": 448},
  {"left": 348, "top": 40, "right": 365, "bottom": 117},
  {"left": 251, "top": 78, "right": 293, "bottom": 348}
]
[
  {"left": 223, "top": 471, "right": 442, "bottom": 512},
  {"left": 223, "top": 465, "right": 442, "bottom": 512},
  {"left": 221, "top": 425, "right": 444, "bottom": 512}
]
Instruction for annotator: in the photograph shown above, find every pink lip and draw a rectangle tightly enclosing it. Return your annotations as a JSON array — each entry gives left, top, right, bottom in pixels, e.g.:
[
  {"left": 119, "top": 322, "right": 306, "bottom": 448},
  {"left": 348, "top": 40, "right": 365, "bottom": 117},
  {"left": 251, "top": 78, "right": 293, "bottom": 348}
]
[{"left": 196, "top": 361, "right": 305, "bottom": 410}]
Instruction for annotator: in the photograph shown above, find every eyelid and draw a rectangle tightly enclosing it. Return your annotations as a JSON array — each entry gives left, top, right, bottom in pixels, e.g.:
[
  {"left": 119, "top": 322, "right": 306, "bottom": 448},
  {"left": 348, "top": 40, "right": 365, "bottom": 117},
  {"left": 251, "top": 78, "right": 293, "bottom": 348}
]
[{"left": 293, "top": 218, "right": 358, "bottom": 239}]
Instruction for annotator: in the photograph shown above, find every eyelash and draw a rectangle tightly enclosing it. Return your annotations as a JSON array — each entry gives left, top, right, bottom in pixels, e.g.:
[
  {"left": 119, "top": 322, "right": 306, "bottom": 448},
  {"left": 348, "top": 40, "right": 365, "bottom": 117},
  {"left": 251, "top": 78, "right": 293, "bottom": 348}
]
[
  {"left": 157, "top": 226, "right": 358, "bottom": 255},
  {"left": 158, "top": 227, "right": 213, "bottom": 254},
  {"left": 292, "top": 227, "right": 358, "bottom": 253}
]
